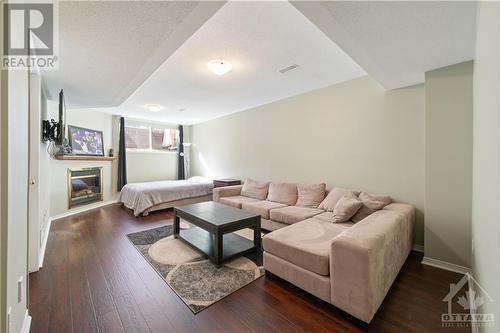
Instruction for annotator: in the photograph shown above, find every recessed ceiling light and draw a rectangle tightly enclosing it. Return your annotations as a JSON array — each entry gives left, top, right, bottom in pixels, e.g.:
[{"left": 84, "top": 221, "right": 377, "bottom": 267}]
[
  {"left": 178, "top": 108, "right": 186, "bottom": 112},
  {"left": 207, "top": 59, "right": 232, "bottom": 76},
  {"left": 145, "top": 104, "right": 162, "bottom": 112}
]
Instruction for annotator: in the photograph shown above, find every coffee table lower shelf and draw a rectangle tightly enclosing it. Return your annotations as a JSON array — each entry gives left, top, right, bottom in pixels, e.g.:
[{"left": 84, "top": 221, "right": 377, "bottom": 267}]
[{"left": 177, "top": 227, "right": 257, "bottom": 263}]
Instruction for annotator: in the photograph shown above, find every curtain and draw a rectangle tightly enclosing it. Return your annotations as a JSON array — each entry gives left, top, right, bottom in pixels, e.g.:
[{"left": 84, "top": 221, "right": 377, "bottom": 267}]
[
  {"left": 162, "top": 129, "right": 172, "bottom": 148},
  {"left": 117, "top": 117, "right": 127, "bottom": 191},
  {"left": 178, "top": 125, "right": 185, "bottom": 180},
  {"left": 161, "top": 128, "right": 178, "bottom": 149}
]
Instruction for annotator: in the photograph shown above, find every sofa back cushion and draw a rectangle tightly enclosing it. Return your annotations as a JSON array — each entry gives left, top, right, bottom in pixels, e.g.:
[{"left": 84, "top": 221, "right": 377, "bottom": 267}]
[
  {"left": 319, "top": 187, "right": 360, "bottom": 212},
  {"left": 267, "top": 182, "right": 298, "bottom": 205},
  {"left": 241, "top": 178, "right": 270, "bottom": 200},
  {"left": 351, "top": 192, "right": 392, "bottom": 222},
  {"left": 296, "top": 183, "right": 326, "bottom": 208}
]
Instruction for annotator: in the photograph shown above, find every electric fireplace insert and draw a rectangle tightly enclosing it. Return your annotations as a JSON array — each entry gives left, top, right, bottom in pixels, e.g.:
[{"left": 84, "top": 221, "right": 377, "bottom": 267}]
[{"left": 68, "top": 167, "right": 103, "bottom": 209}]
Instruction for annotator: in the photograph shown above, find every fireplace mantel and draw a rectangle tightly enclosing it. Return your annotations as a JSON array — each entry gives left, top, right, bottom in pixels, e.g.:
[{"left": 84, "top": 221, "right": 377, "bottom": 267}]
[{"left": 55, "top": 155, "right": 116, "bottom": 161}]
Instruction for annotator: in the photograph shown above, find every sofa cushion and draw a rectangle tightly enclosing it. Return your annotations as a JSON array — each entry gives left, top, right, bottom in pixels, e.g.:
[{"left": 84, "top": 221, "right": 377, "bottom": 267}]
[
  {"left": 261, "top": 218, "right": 288, "bottom": 231},
  {"left": 351, "top": 192, "right": 392, "bottom": 222},
  {"left": 318, "top": 187, "right": 360, "bottom": 212},
  {"left": 314, "top": 212, "right": 356, "bottom": 225},
  {"left": 219, "top": 195, "right": 260, "bottom": 209},
  {"left": 270, "top": 206, "right": 324, "bottom": 225},
  {"left": 241, "top": 178, "right": 270, "bottom": 200},
  {"left": 267, "top": 182, "right": 298, "bottom": 205},
  {"left": 296, "top": 183, "right": 326, "bottom": 208},
  {"left": 241, "top": 200, "right": 287, "bottom": 219},
  {"left": 263, "top": 218, "right": 352, "bottom": 276},
  {"left": 314, "top": 211, "right": 335, "bottom": 222}
]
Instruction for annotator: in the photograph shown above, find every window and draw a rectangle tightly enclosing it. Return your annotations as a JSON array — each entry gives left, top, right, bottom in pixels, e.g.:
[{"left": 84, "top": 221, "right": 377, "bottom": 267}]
[
  {"left": 125, "top": 126, "right": 150, "bottom": 149},
  {"left": 125, "top": 122, "right": 178, "bottom": 152}
]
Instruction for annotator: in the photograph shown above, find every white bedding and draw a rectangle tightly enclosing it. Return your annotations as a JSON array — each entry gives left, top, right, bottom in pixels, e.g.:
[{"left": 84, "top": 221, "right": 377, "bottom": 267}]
[{"left": 120, "top": 177, "right": 214, "bottom": 216}]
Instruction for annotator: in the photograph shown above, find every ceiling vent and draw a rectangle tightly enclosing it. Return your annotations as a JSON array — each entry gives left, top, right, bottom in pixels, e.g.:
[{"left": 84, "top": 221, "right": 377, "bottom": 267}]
[{"left": 279, "top": 64, "right": 300, "bottom": 74}]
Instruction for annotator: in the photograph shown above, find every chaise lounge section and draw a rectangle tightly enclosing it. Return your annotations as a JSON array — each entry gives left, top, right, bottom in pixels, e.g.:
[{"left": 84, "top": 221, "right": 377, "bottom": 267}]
[{"left": 213, "top": 178, "right": 415, "bottom": 323}]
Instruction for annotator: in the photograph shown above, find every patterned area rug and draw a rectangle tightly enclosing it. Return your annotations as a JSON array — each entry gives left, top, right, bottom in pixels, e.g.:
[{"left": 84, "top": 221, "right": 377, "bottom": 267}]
[{"left": 127, "top": 223, "right": 264, "bottom": 313}]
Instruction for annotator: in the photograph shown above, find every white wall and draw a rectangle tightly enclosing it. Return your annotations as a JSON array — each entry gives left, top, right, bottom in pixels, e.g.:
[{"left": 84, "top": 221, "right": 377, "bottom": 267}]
[
  {"left": 28, "top": 72, "right": 52, "bottom": 273},
  {"left": 424, "top": 61, "right": 473, "bottom": 268},
  {"left": 0, "top": 38, "right": 6, "bottom": 333},
  {"left": 191, "top": 76, "right": 426, "bottom": 246},
  {"left": 38, "top": 89, "right": 51, "bottom": 259},
  {"left": 5, "top": 67, "right": 29, "bottom": 333},
  {"left": 472, "top": 2, "right": 500, "bottom": 332}
]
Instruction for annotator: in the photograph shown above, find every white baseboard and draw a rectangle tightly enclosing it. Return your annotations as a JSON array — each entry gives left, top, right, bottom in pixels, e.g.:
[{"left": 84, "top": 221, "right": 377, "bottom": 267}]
[
  {"left": 421, "top": 256, "right": 471, "bottom": 275},
  {"left": 20, "top": 310, "right": 31, "bottom": 333},
  {"left": 412, "top": 244, "right": 424, "bottom": 253},
  {"left": 50, "top": 199, "right": 119, "bottom": 221},
  {"left": 38, "top": 217, "right": 52, "bottom": 269}
]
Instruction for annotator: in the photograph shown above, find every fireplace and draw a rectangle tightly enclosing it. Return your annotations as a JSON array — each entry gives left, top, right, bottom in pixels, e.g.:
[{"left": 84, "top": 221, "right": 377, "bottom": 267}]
[{"left": 68, "top": 167, "right": 103, "bottom": 209}]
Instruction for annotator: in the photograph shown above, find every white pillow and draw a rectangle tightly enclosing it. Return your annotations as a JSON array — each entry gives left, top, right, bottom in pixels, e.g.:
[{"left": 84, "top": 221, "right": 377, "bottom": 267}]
[{"left": 187, "top": 176, "right": 211, "bottom": 183}]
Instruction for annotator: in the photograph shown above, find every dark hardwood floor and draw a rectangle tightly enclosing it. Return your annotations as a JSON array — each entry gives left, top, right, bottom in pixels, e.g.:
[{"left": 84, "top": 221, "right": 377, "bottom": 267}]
[{"left": 29, "top": 203, "right": 470, "bottom": 333}]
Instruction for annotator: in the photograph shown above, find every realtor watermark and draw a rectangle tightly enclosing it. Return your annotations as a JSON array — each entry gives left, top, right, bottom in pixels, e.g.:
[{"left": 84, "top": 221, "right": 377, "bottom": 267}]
[
  {"left": 2, "top": 1, "right": 58, "bottom": 70},
  {"left": 442, "top": 273, "right": 495, "bottom": 329}
]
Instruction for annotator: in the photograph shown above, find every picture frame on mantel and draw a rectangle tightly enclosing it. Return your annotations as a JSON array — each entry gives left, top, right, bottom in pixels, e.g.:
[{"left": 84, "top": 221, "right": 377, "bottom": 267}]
[{"left": 68, "top": 125, "right": 104, "bottom": 156}]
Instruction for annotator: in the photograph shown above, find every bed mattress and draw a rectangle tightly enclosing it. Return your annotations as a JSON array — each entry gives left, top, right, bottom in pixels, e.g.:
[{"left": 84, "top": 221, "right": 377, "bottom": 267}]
[{"left": 120, "top": 178, "right": 214, "bottom": 216}]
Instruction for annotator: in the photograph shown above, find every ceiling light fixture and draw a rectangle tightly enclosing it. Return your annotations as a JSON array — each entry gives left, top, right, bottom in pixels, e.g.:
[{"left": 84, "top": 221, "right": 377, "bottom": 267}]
[
  {"left": 207, "top": 59, "right": 232, "bottom": 76},
  {"left": 145, "top": 104, "right": 162, "bottom": 112}
]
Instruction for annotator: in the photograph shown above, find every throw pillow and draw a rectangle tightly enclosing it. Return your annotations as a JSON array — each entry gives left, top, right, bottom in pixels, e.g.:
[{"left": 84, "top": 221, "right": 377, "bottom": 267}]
[
  {"left": 351, "top": 192, "right": 392, "bottom": 222},
  {"left": 330, "top": 194, "right": 363, "bottom": 223},
  {"left": 318, "top": 187, "right": 360, "bottom": 212}
]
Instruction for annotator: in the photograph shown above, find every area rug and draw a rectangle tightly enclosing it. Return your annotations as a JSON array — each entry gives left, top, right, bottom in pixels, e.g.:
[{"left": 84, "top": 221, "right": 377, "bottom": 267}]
[{"left": 127, "top": 222, "right": 264, "bottom": 313}]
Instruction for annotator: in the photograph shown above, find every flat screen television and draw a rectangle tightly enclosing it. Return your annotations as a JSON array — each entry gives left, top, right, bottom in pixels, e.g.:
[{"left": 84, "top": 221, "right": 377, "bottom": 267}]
[
  {"left": 67, "top": 125, "right": 104, "bottom": 156},
  {"left": 42, "top": 89, "right": 65, "bottom": 143},
  {"left": 56, "top": 89, "right": 64, "bottom": 145}
]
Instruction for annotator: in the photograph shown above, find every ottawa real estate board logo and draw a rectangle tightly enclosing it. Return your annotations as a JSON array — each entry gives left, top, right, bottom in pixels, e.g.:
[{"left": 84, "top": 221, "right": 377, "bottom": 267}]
[
  {"left": 3, "top": 1, "right": 58, "bottom": 69},
  {"left": 442, "top": 273, "right": 495, "bottom": 328}
]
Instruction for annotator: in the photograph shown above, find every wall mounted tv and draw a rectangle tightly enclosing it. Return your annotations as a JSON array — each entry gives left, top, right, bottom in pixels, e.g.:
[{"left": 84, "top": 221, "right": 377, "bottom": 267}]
[{"left": 42, "top": 89, "right": 65, "bottom": 144}]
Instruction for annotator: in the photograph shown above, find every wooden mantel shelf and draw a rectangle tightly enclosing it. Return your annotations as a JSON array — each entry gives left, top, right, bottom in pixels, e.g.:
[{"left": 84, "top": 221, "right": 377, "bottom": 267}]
[{"left": 54, "top": 155, "right": 116, "bottom": 161}]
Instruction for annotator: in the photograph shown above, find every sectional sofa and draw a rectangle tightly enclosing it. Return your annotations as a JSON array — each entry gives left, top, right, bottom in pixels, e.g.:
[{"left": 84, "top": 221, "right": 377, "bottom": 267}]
[{"left": 213, "top": 179, "right": 414, "bottom": 323}]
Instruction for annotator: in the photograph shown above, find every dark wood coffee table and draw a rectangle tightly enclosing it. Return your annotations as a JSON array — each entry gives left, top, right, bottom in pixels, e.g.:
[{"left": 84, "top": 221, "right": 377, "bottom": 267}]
[{"left": 173, "top": 201, "right": 261, "bottom": 267}]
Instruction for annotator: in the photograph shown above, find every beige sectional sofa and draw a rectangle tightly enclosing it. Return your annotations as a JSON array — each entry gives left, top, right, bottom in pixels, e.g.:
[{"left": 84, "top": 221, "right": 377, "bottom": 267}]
[{"left": 213, "top": 179, "right": 414, "bottom": 324}]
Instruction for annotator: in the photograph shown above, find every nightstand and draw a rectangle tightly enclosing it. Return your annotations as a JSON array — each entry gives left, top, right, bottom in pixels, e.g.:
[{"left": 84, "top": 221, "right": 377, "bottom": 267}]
[{"left": 213, "top": 179, "right": 242, "bottom": 188}]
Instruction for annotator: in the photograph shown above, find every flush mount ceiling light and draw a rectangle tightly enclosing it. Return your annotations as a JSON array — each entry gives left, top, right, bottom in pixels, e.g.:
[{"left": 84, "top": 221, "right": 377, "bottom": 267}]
[
  {"left": 145, "top": 104, "right": 162, "bottom": 112},
  {"left": 207, "top": 59, "right": 232, "bottom": 76}
]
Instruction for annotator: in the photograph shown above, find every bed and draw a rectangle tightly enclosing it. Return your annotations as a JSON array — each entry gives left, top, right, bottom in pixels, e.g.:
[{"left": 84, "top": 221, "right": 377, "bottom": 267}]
[{"left": 120, "top": 176, "right": 214, "bottom": 216}]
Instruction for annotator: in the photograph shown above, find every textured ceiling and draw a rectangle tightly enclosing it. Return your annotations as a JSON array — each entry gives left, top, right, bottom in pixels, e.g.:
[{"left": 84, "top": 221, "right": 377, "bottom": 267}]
[
  {"left": 42, "top": 1, "right": 225, "bottom": 107},
  {"left": 291, "top": 1, "right": 477, "bottom": 89},
  {"left": 47, "top": 1, "right": 477, "bottom": 123},
  {"left": 96, "top": 1, "right": 365, "bottom": 124}
]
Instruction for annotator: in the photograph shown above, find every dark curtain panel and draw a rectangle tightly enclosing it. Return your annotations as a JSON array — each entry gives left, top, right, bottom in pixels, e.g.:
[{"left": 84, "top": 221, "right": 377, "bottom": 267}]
[
  {"left": 117, "top": 117, "right": 128, "bottom": 191},
  {"left": 178, "top": 125, "right": 185, "bottom": 180}
]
